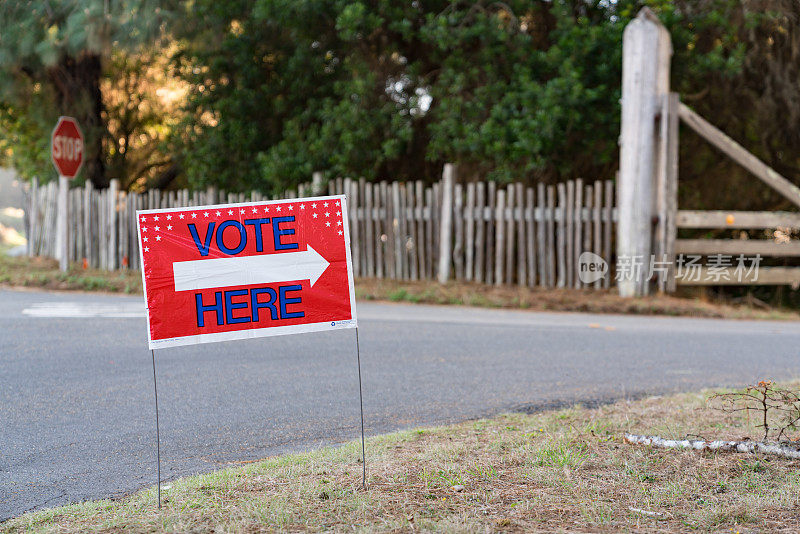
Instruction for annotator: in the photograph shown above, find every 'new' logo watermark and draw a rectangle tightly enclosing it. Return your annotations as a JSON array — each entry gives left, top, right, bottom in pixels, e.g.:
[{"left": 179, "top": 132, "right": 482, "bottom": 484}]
[{"left": 578, "top": 252, "right": 608, "bottom": 284}]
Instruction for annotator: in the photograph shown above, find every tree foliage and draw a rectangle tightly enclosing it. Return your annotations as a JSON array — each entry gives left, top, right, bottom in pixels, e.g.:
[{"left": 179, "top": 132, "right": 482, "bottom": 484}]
[
  {"left": 173, "top": 0, "right": 758, "bottom": 196},
  {"left": 1, "top": 0, "right": 799, "bottom": 211},
  {"left": 664, "top": 0, "right": 800, "bottom": 211},
  {"left": 0, "top": 0, "right": 176, "bottom": 187},
  {"left": 175, "top": 0, "right": 618, "bottom": 192}
]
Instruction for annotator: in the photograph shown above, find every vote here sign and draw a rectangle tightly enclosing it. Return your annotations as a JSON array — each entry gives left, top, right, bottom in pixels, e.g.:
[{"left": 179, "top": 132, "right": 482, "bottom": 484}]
[{"left": 137, "top": 195, "right": 356, "bottom": 349}]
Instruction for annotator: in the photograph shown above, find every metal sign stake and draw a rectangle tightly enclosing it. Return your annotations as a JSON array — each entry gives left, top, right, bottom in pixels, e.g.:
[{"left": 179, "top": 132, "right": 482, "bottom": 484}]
[
  {"left": 151, "top": 349, "right": 162, "bottom": 509},
  {"left": 355, "top": 327, "right": 366, "bottom": 490}
]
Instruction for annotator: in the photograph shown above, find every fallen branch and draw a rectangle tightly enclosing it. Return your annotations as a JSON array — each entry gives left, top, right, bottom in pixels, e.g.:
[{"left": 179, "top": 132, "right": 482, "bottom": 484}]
[
  {"left": 628, "top": 507, "right": 667, "bottom": 519},
  {"left": 624, "top": 433, "right": 800, "bottom": 459}
]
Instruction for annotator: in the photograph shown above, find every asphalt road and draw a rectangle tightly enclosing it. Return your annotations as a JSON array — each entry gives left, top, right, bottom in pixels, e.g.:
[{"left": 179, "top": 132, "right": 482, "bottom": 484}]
[{"left": 2, "top": 288, "right": 800, "bottom": 519}]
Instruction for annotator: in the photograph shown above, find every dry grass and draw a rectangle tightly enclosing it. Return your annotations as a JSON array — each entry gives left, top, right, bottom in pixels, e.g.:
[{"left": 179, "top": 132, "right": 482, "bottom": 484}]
[
  {"left": 2, "top": 254, "right": 798, "bottom": 321},
  {"left": 356, "top": 278, "right": 800, "bottom": 321},
  {"left": 0, "top": 255, "right": 142, "bottom": 294},
  {"left": 5, "top": 386, "right": 800, "bottom": 533}
]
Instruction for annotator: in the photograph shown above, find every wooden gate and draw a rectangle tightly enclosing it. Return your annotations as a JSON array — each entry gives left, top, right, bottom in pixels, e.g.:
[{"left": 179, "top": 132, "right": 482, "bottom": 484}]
[
  {"left": 619, "top": 9, "right": 800, "bottom": 295},
  {"left": 671, "top": 103, "right": 800, "bottom": 288}
]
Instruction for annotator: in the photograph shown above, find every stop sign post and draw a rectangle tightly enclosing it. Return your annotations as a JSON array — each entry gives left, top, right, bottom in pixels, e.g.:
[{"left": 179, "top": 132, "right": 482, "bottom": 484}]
[{"left": 51, "top": 117, "right": 84, "bottom": 271}]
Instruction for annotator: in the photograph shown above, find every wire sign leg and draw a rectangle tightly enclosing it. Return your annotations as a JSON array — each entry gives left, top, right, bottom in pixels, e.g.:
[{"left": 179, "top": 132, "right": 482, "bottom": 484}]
[
  {"left": 151, "top": 349, "right": 162, "bottom": 509},
  {"left": 355, "top": 328, "right": 367, "bottom": 490}
]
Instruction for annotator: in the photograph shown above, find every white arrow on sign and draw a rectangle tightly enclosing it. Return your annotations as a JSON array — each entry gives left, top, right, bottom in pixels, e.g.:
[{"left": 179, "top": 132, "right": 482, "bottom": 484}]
[{"left": 172, "top": 245, "right": 330, "bottom": 291}]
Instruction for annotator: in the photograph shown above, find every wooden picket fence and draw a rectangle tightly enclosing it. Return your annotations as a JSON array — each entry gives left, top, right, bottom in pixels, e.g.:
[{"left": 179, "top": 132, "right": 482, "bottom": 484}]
[{"left": 24, "top": 169, "right": 617, "bottom": 288}]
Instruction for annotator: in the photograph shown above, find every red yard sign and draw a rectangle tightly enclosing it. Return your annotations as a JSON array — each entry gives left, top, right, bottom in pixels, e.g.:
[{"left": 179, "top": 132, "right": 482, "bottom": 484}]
[
  {"left": 51, "top": 116, "right": 84, "bottom": 178},
  {"left": 137, "top": 195, "right": 357, "bottom": 349}
]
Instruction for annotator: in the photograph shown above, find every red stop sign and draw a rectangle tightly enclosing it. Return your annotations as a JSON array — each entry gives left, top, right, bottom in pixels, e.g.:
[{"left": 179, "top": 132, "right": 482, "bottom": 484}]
[{"left": 51, "top": 116, "right": 84, "bottom": 178}]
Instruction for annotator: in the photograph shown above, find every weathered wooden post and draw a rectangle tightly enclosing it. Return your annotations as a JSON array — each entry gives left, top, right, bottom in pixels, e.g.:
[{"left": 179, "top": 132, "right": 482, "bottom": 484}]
[
  {"left": 658, "top": 92, "right": 680, "bottom": 293},
  {"left": 437, "top": 163, "right": 455, "bottom": 283},
  {"left": 617, "top": 8, "right": 672, "bottom": 296},
  {"left": 312, "top": 171, "right": 324, "bottom": 195},
  {"left": 29, "top": 177, "right": 39, "bottom": 256},
  {"left": 108, "top": 179, "right": 119, "bottom": 270},
  {"left": 206, "top": 185, "right": 217, "bottom": 205},
  {"left": 55, "top": 175, "right": 69, "bottom": 271},
  {"left": 83, "top": 180, "right": 93, "bottom": 267}
]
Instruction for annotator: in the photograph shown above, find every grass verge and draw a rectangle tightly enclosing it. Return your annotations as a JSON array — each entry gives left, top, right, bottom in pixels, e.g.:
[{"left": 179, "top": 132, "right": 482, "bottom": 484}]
[
  {"left": 2, "top": 253, "right": 798, "bottom": 320},
  {"left": 0, "top": 255, "right": 142, "bottom": 294},
  {"left": 5, "top": 386, "right": 800, "bottom": 533},
  {"left": 355, "top": 278, "right": 800, "bottom": 321}
]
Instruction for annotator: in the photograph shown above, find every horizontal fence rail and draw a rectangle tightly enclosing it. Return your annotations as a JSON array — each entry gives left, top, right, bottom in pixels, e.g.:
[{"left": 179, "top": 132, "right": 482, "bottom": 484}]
[
  {"left": 24, "top": 171, "right": 618, "bottom": 289},
  {"left": 326, "top": 176, "right": 617, "bottom": 289},
  {"left": 676, "top": 210, "right": 800, "bottom": 229}
]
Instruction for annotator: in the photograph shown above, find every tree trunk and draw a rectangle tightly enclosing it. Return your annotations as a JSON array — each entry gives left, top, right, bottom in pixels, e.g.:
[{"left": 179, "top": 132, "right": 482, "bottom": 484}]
[{"left": 150, "top": 163, "right": 180, "bottom": 190}]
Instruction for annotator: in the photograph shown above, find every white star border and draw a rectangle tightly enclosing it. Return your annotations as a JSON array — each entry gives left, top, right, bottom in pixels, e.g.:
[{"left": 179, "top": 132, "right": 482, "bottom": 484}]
[{"left": 137, "top": 195, "right": 348, "bottom": 255}]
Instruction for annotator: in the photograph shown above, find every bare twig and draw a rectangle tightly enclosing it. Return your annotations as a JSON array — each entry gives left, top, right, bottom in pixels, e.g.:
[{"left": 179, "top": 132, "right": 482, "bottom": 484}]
[{"left": 708, "top": 381, "right": 800, "bottom": 441}]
